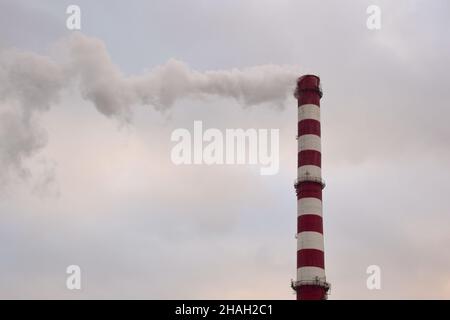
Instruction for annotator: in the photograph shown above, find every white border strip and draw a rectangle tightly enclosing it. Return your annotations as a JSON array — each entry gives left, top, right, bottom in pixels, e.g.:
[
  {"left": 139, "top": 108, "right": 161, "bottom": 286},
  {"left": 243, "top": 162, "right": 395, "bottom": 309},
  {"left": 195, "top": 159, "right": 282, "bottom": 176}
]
[
  {"left": 298, "top": 104, "right": 320, "bottom": 122},
  {"left": 297, "top": 266, "right": 326, "bottom": 282},
  {"left": 298, "top": 134, "right": 321, "bottom": 152},
  {"left": 298, "top": 198, "right": 322, "bottom": 216},
  {"left": 298, "top": 165, "right": 321, "bottom": 179},
  {"left": 297, "top": 231, "right": 324, "bottom": 251}
]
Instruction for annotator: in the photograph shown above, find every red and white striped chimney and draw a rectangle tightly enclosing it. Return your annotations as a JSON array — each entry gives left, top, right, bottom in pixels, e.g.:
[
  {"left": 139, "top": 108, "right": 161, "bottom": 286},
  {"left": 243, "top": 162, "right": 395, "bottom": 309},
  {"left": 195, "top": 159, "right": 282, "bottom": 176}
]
[{"left": 292, "top": 75, "right": 330, "bottom": 300}]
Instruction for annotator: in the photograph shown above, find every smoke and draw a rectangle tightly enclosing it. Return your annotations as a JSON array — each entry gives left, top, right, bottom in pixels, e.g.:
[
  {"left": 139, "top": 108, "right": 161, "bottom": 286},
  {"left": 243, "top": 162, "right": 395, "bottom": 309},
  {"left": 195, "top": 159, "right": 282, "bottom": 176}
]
[
  {"left": 0, "top": 33, "right": 299, "bottom": 184},
  {"left": 62, "top": 34, "right": 298, "bottom": 119},
  {"left": 0, "top": 49, "right": 65, "bottom": 186}
]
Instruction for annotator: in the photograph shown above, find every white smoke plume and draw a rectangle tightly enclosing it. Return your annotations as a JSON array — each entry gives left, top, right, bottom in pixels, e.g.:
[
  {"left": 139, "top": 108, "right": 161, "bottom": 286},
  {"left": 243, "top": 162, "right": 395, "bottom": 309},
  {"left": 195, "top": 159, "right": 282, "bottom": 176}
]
[
  {"left": 0, "top": 33, "right": 299, "bottom": 184},
  {"left": 63, "top": 34, "right": 299, "bottom": 119},
  {"left": 0, "top": 49, "right": 65, "bottom": 186}
]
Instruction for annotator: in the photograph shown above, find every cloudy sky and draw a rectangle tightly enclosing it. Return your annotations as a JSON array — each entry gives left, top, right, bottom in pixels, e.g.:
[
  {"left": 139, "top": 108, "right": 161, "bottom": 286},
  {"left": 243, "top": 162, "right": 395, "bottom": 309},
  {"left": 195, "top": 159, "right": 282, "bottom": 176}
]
[{"left": 0, "top": 0, "right": 449, "bottom": 299}]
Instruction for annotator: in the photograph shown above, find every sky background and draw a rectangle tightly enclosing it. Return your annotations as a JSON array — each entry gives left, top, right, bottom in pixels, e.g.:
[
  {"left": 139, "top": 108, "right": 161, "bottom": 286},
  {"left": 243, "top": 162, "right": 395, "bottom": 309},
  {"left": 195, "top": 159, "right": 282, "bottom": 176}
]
[{"left": 0, "top": 0, "right": 449, "bottom": 299}]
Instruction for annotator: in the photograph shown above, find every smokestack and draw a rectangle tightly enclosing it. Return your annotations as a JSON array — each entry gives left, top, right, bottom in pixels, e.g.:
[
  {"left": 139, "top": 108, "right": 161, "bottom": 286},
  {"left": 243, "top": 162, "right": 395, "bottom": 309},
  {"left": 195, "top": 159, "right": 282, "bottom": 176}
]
[{"left": 292, "top": 75, "right": 330, "bottom": 300}]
